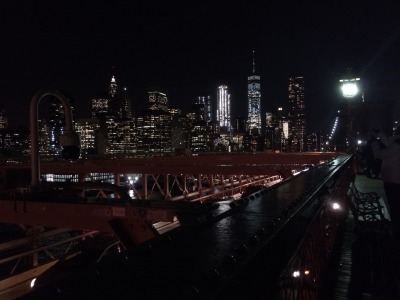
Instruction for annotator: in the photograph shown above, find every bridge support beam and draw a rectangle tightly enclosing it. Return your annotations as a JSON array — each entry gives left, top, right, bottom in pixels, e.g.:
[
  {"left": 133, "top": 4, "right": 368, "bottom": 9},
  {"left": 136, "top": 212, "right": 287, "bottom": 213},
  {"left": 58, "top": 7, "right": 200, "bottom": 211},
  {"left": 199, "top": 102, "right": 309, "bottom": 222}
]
[{"left": 164, "top": 174, "right": 171, "bottom": 200}]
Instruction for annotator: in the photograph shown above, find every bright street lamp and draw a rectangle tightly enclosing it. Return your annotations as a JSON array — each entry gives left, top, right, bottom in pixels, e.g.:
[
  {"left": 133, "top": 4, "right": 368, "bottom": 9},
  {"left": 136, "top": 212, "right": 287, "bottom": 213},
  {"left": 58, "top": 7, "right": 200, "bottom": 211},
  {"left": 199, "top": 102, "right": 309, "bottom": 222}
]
[
  {"left": 340, "top": 78, "right": 360, "bottom": 98},
  {"left": 339, "top": 76, "right": 361, "bottom": 152}
]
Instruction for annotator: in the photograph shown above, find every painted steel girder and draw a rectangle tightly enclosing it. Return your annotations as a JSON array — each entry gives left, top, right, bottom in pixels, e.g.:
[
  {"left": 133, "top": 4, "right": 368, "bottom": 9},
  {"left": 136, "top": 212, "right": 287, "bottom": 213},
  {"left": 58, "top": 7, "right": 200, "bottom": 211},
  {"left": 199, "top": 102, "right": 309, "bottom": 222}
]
[
  {"left": 136, "top": 173, "right": 282, "bottom": 201},
  {"left": 36, "top": 152, "right": 338, "bottom": 176},
  {"left": 0, "top": 199, "right": 176, "bottom": 246}
]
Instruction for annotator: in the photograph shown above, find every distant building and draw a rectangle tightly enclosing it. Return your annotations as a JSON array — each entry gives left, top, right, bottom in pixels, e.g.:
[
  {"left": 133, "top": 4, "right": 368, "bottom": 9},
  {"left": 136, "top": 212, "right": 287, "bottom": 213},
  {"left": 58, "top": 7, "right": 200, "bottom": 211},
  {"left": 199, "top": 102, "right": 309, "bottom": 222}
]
[
  {"left": 186, "top": 103, "right": 210, "bottom": 151},
  {"left": 197, "top": 95, "right": 213, "bottom": 123},
  {"left": 207, "top": 121, "right": 221, "bottom": 151},
  {"left": 91, "top": 95, "right": 111, "bottom": 121},
  {"left": 135, "top": 109, "right": 172, "bottom": 156},
  {"left": 37, "top": 119, "right": 50, "bottom": 155},
  {"left": 75, "top": 118, "right": 100, "bottom": 156},
  {"left": 148, "top": 90, "right": 168, "bottom": 111},
  {"left": 288, "top": 74, "right": 306, "bottom": 152},
  {"left": 233, "top": 116, "right": 246, "bottom": 133},
  {"left": 190, "top": 120, "right": 208, "bottom": 152},
  {"left": 231, "top": 131, "right": 245, "bottom": 151},
  {"left": 264, "top": 112, "right": 275, "bottom": 152},
  {"left": 171, "top": 115, "right": 190, "bottom": 150},
  {"left": 131, "top": 88, "right": 172, "bottom": 155},
  {"left": 91, "top": 74, "right": 118, "bottom": 119},
  {"left": 233, "top": 115, "right": 247, "bottom": 150},
  {"left": 305, "top": 132, "right": 328, "bottom": 152},
  {"left": 109, "top": 74, "right": 118, "bottom": 98},
  {"left": 90, "top": 73, "right": 135, "bottom": 157},
  {"left": 106, "top": 115, "right": 136, "bottom": 156},
  {"left": 119, "top": 87, "right": 133, "bottom": 119},
  {"left": 91, "top": 73, "right": 130, "bottom": 118},
  {"left": 264, "top": 107, "right": 288, "bottom": 153},
  {"left": 247, "top": 51, "right": 261, "bottom": 134},
  {"left": 187, "top": 103, "right": 206, "bottom": 123},
  {"left": 168, "top": 105, "right": 182, "bottom": 120},
  {"left": 47, "top": 94, "right": 76, "bottom": 155},
  {"left": 0, "top": 104, "right": 8, "bottom": 129},
  {"left": 0, "top": 127, "right": 30, "bottom": 156},
  {"left": 217, "top": 85, "right": 231, "bottom": 132}
]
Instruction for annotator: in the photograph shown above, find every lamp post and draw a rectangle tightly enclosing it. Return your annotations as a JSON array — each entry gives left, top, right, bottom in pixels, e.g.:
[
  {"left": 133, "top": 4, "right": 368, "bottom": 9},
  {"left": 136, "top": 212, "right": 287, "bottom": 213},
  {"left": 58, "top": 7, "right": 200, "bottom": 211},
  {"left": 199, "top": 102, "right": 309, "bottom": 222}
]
[
  {"left": 339, "top": 76, "right": 360, "bottom": 152},
  {"left": 30, "top": 89, "right": 80, "bottom": 189}
]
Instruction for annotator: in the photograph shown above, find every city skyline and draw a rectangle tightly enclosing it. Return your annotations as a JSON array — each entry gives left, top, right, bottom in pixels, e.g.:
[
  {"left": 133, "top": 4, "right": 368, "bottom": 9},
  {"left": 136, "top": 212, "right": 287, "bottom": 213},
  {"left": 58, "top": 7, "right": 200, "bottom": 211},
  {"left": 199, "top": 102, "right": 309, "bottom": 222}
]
[{"left": 1, "top": 1, "right": 399, "bottom": 132}]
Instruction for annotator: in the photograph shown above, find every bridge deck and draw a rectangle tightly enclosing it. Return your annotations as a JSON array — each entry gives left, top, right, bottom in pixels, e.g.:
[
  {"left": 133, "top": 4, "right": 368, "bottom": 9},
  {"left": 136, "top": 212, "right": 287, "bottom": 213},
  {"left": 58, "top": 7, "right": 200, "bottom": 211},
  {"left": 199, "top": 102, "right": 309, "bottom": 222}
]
[
  {"left": 6, "top": 154, "right": 396, "bottom": 299},
  {"left": 20, "top": 155, "right": 351, "bottom": 299}
]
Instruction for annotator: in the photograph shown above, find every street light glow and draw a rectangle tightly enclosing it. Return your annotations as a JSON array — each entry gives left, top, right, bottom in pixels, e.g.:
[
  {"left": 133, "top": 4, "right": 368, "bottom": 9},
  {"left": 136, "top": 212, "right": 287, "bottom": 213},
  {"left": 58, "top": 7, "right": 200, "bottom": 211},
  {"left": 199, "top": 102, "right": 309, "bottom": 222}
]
[
  {"left": 339, "top": 74, "right": 360, "bottom": 151},
  {"left": 341, "top": 82, "right": 358, "bottom": 98},
  {"left": 339, "top": 77, "right": 360, "bottom": 98}
]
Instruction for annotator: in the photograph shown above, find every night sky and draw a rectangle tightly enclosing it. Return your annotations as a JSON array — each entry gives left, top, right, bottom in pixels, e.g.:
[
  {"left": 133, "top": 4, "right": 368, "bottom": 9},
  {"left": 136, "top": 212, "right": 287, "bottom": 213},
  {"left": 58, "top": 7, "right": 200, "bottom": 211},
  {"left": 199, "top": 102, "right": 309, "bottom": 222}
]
[{"left": 1, "top": 1, "right": 400, "bottom": 132}]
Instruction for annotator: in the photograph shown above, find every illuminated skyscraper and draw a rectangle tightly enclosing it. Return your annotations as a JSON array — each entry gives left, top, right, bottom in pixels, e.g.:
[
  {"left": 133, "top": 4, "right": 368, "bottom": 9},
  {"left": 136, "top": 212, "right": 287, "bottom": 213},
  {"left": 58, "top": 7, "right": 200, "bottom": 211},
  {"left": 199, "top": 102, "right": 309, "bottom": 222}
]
[
  {"left": 91, "top": 72, "right": 135, "bottom": 156},
  {"left": 75, "top": 118, "right": 100, "bottom": 155},
  {"left": 0, "top": 128, "right": 29, "bottom": 157},
  {"left": 148, "top": 90, "right": 168, "bottom": 111},
  {"left": 247, "top": 51, "right": 261, "bottom": 134},
  {"left": 92, "top": 72, "right": 128, "bottom": 118},
  {"left": 288, "top": 74, "right": 306, "bottom": 152},
  {"left": 217, "top": 85, "right": 231, "bottom": 131},
  {"left": 167, "top": 105, "right": 182, "bottom": 120},
  {"left": 0, "top": 104, "right": 7, "bottom": 129},
  {"left": 91, "top": 73, "right": 116, "bottom": 118},
  {"left": 109, "top": 75, "right": 117, "bottom": 98},
  {"left": 119, "top": 87, "right": 132, "bottom": 119},
  {"left": 106, "top": 115, "right": 136, "bottom": 156},
  {"left": 197, "top": 95, "right": 213, "bottom": 123},
  {"left": 48, "top": 94, "right": 76, "bottom": 155},
  {"left": 171, "top": 115, "right": 190, "bottom": 150},
  {"left": 107, "top": 82, "right": 135, "bottom": 156},
  {"left": 190, "top": 120, "right": 208, "bottom": 152},
  {"left": 37, "top": 119, "right": 50, "bottom": 155},
  {"left": 136, "top": 109, "right": 171, "bottom": 155},
  {"left": 135, "top": 88, "right": 171, "bottom": 155},
  {"left": 187, "top": 103, "right": 206, "bottom": 123}
]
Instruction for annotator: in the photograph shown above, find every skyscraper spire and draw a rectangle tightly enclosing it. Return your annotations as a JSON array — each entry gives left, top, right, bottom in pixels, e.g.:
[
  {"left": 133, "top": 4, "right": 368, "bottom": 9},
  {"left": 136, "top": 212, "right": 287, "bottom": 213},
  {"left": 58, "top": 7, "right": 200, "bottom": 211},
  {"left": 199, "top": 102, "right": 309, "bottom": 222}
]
[
  {"left": 247, "top": 50, "right": 261, "bottom": 135},
  {"left": 252, "top": 50, "right": 256, "bottom": 75},
  {"left": 121, "top": 87, "right": 132, "bottom": 119},
  {"left": 109, "top": 66, "right": 117, "bottom": 98}
]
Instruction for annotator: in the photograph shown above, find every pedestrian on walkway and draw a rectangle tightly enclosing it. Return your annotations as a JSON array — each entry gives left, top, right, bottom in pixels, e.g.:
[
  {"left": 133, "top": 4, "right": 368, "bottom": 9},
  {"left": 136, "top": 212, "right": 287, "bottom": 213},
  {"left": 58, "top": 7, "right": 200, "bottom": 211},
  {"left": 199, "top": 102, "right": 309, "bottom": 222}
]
[
  {"left": 371, "top": 129, "right": 386, "bottom": 178},
  {"left": 363, "top": 129, "right": 384, "bottom": 178},
  {"left": 374, "top": 126, "right": 400, "bottom": 250},
  {"left": 362, "top": 135, "right": 375, "bottom": 177}
]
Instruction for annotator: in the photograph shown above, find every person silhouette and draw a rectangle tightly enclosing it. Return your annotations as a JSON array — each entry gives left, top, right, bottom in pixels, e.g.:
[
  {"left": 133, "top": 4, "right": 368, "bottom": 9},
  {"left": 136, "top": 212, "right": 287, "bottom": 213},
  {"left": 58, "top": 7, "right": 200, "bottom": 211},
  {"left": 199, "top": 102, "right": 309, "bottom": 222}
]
[
  {"left": 363, "top": 129, "right": 385, "bottom": 178},
  {"left": 374, "top": 126, "right": 400, "bottom": 250}
]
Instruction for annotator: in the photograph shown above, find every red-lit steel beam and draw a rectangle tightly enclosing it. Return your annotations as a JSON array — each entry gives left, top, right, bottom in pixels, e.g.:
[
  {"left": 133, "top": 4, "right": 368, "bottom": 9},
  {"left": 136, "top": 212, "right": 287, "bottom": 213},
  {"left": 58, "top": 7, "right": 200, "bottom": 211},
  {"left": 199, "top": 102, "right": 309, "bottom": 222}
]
[
  {"left": 0, "top": 152, "right": 340, "bottom": 247},
  {"left": 2, "top": 153, "right": 339, "bottom": 201},
  {"left": 35, "top": 152, "right": 338, "bottom": 176},
  {"left": 0, "top": 199, "right": 176, "bottom": 246}
]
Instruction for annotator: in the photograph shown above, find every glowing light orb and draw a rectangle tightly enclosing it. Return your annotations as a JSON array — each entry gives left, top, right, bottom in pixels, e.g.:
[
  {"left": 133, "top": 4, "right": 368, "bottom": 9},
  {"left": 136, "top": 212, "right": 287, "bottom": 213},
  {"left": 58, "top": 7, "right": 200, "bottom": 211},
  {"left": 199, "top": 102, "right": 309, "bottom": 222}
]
[{"left": 341, "top": 82, "right": 358, "bottom": 98}]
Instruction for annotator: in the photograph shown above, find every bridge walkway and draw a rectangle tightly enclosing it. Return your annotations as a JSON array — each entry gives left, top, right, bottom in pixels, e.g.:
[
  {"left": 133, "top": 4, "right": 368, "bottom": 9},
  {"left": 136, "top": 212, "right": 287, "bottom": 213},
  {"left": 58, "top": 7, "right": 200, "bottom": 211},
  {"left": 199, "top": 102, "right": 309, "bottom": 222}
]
[{"left": 329, "top": 174, "right": 400, "bottom": 299}]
